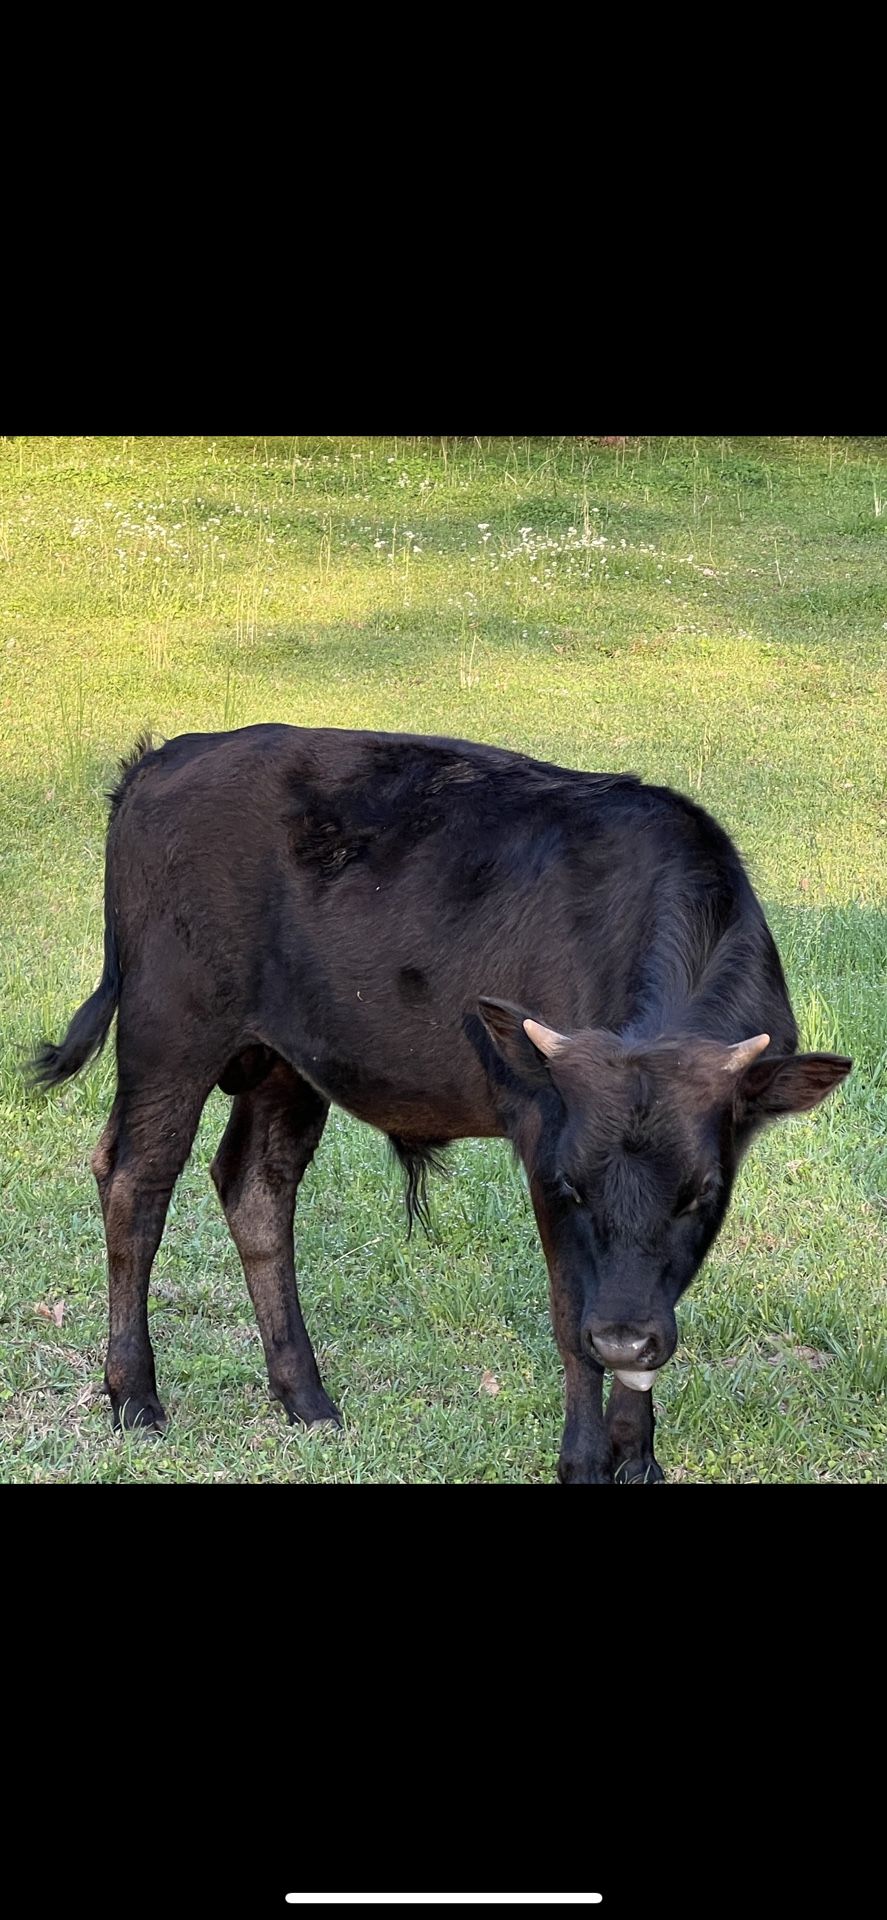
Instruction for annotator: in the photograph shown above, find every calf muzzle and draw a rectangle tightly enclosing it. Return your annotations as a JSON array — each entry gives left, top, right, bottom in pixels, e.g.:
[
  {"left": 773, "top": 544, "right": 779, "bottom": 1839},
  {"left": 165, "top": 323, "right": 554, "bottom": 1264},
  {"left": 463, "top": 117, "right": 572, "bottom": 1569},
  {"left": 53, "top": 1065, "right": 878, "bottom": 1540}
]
[{"left": 583, "top": 1321, "right": 673, "bottom": 1372}]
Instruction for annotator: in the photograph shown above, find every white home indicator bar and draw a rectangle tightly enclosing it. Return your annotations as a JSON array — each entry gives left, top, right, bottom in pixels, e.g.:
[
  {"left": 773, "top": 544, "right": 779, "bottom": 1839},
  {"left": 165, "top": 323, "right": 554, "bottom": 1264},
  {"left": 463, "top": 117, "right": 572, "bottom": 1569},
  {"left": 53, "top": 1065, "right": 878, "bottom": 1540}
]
[{"left": 285, "top": 1899, "right": 603, "bottom": 1907}]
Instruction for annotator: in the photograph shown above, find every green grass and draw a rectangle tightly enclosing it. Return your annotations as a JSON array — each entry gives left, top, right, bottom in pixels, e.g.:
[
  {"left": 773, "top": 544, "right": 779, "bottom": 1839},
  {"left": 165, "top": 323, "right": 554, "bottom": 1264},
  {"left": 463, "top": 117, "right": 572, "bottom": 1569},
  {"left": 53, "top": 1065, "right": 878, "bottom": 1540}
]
[{"left": 1, "top": 434, "right": 884, "bottom": 1483}]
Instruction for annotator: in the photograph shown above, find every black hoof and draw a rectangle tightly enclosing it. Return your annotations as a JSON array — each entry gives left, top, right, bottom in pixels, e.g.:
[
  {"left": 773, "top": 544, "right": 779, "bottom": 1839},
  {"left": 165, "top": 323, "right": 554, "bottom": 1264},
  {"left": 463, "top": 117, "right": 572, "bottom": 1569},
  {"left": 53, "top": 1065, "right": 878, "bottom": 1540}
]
[
  {"left": 614, "top": 1457, "right": 665, "bottom": 1484},
  {"left": 276, "top": 1385, "right": 343, "bottom": 1430},
  {"left": 112, "top": 1392, "right": 168, "bottom": 1434},
  {"left": 557, "top": 1460, "right": 615, "bottom": 1484}
]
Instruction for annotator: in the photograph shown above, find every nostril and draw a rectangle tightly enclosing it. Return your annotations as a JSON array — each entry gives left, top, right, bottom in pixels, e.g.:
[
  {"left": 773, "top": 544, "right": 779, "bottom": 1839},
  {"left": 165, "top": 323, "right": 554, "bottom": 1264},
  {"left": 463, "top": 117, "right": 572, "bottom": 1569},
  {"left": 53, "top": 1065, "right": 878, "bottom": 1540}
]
[{"left": 587, "top": 1326, "right": 663, "bottom": 1369}]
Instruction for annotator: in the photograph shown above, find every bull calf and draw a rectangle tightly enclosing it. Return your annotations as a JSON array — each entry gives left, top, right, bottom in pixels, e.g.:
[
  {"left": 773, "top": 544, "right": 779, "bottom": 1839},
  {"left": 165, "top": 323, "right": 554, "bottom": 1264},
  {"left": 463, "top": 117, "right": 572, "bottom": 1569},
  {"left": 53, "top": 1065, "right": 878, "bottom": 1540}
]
[{"left": 34, "top": 726, "right": 851, "bottom": 1482}]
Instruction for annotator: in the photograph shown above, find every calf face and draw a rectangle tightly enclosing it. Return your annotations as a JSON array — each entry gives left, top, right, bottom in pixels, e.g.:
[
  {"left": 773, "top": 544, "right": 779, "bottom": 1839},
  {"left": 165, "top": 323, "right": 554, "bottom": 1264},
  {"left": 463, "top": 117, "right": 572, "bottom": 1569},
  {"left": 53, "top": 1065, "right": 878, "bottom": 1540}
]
[{"left": 479, "top": 1001, "right": 851, "bottom": 1387}]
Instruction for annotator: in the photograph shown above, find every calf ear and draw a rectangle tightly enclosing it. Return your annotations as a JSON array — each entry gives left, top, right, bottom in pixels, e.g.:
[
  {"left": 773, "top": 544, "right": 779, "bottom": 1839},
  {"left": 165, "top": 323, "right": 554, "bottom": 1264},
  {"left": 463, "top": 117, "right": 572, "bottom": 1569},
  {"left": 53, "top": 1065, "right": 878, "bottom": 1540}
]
[
  {"left": 477, "top": 997, "right": 554, "bottom": 1089},
  {"left": 736, "top": 1052, "right": 852, "bottom": 1121}
]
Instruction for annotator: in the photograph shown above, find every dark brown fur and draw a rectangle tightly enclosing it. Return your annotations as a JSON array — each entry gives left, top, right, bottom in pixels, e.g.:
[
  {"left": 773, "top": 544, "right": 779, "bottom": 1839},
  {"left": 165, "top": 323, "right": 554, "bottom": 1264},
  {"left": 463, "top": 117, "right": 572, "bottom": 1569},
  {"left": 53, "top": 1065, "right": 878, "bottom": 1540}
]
[{"left": 33, "top": 725, "right": 851, "bottom": 1479}]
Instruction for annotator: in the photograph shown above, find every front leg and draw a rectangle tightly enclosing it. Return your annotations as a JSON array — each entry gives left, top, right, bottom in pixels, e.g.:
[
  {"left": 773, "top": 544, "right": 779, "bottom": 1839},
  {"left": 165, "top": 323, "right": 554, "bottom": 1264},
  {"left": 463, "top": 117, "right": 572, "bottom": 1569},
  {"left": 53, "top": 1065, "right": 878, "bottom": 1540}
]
[
  {"left": 559, "top": 1352, "right": 612, "bottom": 1483},
  {"left": 530, "top": 1176, "right": 612, "bottom": 1483},
  {"left": 607, "top": 1377, "right": 665, "bottom": 1483}
]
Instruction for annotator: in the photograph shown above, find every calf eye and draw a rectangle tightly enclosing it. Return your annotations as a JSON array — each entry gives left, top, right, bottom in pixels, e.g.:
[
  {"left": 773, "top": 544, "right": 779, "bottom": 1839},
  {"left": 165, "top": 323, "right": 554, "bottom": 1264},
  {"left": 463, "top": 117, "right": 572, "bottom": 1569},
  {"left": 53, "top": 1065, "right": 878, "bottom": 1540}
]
[
  {"left": 556, "top": 1174, "right": 584, "bottom": 1206},
  {"left": 674, "top": 1175, "right": 717, "bottom": 1218}
]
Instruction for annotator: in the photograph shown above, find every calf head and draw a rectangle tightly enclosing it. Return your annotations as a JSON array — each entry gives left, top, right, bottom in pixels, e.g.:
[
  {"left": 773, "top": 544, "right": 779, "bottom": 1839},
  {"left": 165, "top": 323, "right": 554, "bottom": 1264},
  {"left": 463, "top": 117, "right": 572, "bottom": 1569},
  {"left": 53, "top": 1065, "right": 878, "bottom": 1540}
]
[{"left": 478, "top": 999, "right": 851, "bottom": 1382}]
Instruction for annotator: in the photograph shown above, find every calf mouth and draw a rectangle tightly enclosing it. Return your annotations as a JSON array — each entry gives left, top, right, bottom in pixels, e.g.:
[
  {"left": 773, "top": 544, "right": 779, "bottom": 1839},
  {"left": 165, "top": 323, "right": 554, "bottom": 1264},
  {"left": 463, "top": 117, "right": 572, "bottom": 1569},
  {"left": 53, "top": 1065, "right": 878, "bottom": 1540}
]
[{"left": 613, "top": 1366, "right": 659, "bottom": 1392}]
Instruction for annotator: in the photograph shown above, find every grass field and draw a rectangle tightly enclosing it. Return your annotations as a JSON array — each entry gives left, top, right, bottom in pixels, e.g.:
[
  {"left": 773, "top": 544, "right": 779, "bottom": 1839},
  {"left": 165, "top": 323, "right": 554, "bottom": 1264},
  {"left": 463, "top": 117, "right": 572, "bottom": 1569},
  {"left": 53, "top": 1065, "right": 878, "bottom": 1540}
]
[{"left": 1, "top": 434, "right": 884, "bottom": 1483}]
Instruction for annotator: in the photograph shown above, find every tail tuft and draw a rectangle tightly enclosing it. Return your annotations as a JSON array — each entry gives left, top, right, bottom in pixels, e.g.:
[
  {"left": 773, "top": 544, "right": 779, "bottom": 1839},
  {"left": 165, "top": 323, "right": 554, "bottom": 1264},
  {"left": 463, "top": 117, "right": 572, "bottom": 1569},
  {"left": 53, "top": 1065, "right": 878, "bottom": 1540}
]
[
  {"left": 31, "top": 1040, "right": 69, "bottom": 1087},
  {"left": 30, "top": 976, "right": 118, "bottom": 1087},
  {"left": 31, "top": 849, "right": 122, "bottom": 1089}
]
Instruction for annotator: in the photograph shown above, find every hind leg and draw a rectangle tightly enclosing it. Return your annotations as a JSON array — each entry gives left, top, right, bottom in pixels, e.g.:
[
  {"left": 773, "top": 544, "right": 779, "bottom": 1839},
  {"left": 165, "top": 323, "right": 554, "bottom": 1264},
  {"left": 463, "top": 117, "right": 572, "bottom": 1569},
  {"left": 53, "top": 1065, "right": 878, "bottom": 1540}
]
[
  {"left": 210, "top": 1061, "right": 339, "bottom": 1428},
  {"left": 92, "top": 1080, "right": 209, "bottom": 1431}
]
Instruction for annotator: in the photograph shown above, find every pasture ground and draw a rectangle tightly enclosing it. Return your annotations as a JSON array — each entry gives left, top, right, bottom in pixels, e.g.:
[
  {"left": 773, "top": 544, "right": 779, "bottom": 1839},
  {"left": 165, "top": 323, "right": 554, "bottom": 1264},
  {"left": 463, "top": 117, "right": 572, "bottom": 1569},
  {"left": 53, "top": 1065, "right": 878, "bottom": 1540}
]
[{"left": 1, "top": 434, "right": 884, "bottom": 1482}]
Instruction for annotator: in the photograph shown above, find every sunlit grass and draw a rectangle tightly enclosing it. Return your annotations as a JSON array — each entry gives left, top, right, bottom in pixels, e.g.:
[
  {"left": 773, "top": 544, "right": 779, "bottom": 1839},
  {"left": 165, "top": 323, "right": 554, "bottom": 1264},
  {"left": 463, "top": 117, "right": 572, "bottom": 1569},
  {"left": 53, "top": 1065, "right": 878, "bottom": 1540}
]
[{"left": 1, "top": 435, "right": 884, "bottom": 1482}]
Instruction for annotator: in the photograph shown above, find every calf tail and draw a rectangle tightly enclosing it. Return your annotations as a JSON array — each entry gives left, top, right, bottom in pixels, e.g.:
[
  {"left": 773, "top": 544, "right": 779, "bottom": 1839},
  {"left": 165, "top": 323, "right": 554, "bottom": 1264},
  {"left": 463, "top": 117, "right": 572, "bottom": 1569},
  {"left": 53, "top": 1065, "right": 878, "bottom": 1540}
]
[{"left": 31, "top": 862, "right": 121, "bottom": 1087}]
